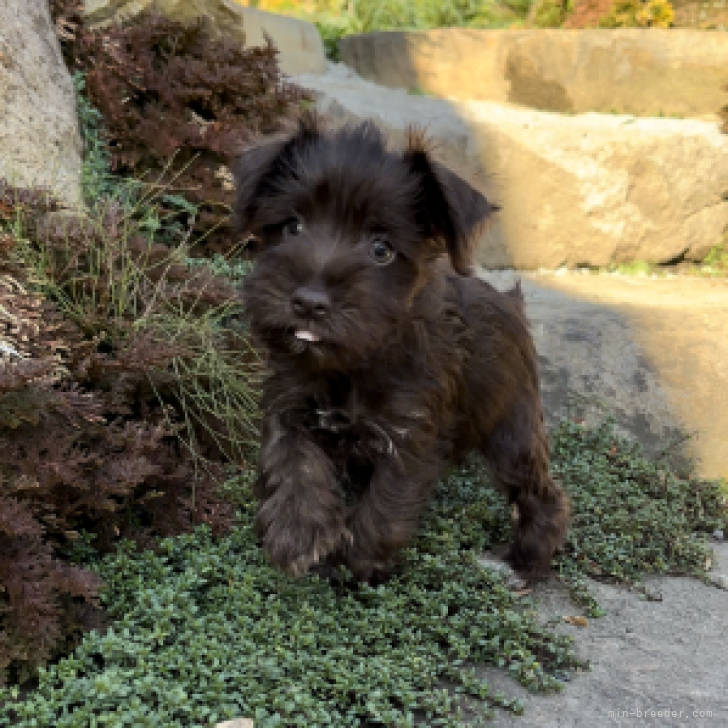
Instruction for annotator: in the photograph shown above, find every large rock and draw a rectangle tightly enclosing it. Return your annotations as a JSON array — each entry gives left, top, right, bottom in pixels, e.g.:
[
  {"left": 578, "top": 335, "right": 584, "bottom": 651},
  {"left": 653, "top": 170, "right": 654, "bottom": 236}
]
[
  {"left": 0, "top": 0, "right": 83, "bottom": 209},
  {"left": 296, "top": 64, "right": 728, "bottom": 267},
  {"left": 84, "top": 0, "right": 327, "bottom": 75},
  {"left": 339, "top": 29, "right": 728, "bottom": 119}
]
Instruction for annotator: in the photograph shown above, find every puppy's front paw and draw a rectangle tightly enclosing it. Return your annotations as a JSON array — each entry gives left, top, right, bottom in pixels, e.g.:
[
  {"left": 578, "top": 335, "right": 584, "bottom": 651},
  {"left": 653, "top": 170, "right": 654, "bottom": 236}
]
[
  {"left": 283, "top": 525, "right": 352, "bottom": 577},
  {"left": 257, "top": 501, "right": 351, "bottom": 577}
]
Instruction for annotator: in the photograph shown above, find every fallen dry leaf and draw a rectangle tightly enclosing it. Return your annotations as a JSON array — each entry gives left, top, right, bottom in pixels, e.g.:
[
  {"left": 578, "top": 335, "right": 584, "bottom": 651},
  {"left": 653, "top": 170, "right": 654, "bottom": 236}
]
[
  {"left": 513, "top": 588, "right": 532, "bottom": 598},
  {"left": 706, "top": 556, "right": 712, "bottom": 570},
  {"left": 563, "top": 615, "right": 589, "bottom": 627}
]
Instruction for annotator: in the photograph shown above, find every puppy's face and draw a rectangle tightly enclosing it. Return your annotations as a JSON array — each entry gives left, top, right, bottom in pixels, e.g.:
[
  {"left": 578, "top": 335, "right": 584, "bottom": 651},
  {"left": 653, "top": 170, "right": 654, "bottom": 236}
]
[{"left": 233, "top": 114, "right": 496, "bottom": 371}]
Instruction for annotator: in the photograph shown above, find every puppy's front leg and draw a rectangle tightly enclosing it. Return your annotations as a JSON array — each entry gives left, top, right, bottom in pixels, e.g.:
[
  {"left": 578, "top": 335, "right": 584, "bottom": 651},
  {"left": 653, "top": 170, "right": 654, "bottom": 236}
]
[
  {"left": 343, "top": 452, "right": 440, "bottom": 581},
  {"left": 254, "top": 415, "right": 348, "bottom": 576}
]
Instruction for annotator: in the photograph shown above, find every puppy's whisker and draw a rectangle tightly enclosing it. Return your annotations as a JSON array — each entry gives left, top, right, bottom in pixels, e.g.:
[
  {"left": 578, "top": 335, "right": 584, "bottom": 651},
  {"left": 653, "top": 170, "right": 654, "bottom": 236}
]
[{"left": 364, "top": 420, "right": 397, "bottom": 458}]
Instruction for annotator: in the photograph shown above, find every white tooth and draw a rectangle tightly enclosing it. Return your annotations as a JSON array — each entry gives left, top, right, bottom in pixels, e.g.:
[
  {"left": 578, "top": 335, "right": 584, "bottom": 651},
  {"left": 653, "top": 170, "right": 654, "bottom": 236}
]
[{"left": 295, "top": 330, "right": 320, "bottom": 342}]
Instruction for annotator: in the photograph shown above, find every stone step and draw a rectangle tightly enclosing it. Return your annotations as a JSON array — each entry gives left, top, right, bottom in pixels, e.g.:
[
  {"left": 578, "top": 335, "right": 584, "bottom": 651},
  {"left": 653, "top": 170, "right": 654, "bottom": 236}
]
[
  {"left": 294, "top": 63, "right": 728, "bottom": 271},
  {"left": 339, "top": 28, "right": 728, "bottom": 118}
]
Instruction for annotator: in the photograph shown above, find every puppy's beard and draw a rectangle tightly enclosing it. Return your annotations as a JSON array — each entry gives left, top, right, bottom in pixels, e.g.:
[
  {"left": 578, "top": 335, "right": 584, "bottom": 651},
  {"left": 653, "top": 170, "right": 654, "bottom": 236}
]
[
  {"left": 290, "top": 337, "right": 307, "bottom": 355},
  {"left": 289, "top": 335, "right": 327, "bottom": 359}
]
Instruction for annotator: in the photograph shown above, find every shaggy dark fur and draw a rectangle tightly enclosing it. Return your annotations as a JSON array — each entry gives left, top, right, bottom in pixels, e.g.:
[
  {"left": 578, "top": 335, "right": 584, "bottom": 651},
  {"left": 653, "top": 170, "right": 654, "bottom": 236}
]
[{"left": 234, "top": 112, "right": 570, "bottom": 583}]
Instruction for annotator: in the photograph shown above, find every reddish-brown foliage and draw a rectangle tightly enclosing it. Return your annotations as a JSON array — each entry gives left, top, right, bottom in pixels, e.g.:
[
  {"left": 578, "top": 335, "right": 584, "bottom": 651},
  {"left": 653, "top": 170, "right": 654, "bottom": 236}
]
[
  {"left": 1, "top": 0, "right": 295, "bottom": 684},
  {"left": 51, "top": 1, "right": 312, "bottom": 254},
  {"left": 0, "top": 492, "right": 103, "bottom": 685},
  {"left": 0, "top": 181, "right": 245, "bottom": 684}
]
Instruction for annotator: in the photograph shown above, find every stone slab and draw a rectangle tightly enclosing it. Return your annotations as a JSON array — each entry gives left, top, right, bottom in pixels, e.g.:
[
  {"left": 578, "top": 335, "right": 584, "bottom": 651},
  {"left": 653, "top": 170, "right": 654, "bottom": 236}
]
[
  {"left": 474, "top": 542, "right": 728, "bottom": 727},
  {"left": 339, "top": 29, "right": 728, "bottom": 119}
]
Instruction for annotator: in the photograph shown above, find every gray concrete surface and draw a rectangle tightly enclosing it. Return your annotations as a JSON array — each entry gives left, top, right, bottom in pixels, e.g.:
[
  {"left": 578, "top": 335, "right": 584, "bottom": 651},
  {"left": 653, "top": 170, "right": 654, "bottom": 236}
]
[
  {"left": 479, "top": 269, "right": 728, "bottom": 481},
  {"left": 471, "top": 270, "right": 728, "bottom": 724},
  {"left": 473, "top": 542, "right": 728, "bottom": 727}
]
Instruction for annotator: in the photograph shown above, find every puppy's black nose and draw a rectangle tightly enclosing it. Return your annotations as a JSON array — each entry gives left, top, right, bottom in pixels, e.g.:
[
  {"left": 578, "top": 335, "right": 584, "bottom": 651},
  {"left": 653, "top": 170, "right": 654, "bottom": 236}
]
[{"left": 291, "top": 287, "right": 331, "bottom": 320}]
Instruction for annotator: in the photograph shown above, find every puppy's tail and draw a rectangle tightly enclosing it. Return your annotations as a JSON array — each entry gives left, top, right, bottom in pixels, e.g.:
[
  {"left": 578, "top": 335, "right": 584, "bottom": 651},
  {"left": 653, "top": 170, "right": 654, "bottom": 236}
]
[{"left": 506, "top": 279, "right": 525, "bottom": 310}]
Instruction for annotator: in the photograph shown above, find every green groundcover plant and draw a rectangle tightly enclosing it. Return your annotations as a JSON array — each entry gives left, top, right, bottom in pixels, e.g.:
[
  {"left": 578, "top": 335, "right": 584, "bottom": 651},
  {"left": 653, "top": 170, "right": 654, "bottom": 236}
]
[
  {"left": 551, "top": 418, "right": 726, "bottom": 615},
  {"left": 1, "top": 417, "right": 724, "bottom": 727}
]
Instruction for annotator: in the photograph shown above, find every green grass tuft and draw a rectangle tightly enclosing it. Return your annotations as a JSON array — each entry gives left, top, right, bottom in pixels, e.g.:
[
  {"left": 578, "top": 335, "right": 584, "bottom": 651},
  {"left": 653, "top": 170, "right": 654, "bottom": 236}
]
[
  {"left": 699, "top": 241, "right": 728, "bottom": 274},
  {"left": 605, "top": 259, "right": 659, "bottom": 276}
]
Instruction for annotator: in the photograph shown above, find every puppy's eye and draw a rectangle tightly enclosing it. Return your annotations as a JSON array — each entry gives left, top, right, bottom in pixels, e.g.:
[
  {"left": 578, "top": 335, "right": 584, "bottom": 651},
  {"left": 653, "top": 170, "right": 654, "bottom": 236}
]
[
  {"left": 369, "top": 236, "right": 396, "bottom": 266},
  {"left": 284, "top": 218, "right": 304, "bottom": 237}
]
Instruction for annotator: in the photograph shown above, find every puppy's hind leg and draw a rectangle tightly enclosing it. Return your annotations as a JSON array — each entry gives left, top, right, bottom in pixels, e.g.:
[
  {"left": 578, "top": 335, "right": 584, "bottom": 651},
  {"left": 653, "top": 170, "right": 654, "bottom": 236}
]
[{"left": 483, "top": 403, "right": 570, "bottom": 577}]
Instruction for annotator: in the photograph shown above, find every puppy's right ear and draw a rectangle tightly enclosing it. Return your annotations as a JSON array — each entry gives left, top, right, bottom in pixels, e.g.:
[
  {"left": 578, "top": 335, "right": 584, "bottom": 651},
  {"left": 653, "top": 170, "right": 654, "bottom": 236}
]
[
  {"left": 232, "top": 111, "right": 325, "bottom": 237},
  {"left": 232, "top": 136, "right": 291, "bottom": 237}
]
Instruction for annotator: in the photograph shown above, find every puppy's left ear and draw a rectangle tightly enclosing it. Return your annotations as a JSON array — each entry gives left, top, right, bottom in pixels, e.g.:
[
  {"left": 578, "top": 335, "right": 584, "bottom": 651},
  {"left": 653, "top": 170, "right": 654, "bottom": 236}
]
[{"left": 404, "top": 131, "right": 498, "bottom": 275}]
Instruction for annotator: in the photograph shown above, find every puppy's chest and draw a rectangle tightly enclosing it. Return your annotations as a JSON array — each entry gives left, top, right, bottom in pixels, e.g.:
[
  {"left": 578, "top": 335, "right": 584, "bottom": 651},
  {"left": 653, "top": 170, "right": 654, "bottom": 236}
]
[
  {"left": 282, "top": 382, "right": 392, "bottom": 485},
  {"left": 295, "top": 386, "right": 390, "bottom": 459}
]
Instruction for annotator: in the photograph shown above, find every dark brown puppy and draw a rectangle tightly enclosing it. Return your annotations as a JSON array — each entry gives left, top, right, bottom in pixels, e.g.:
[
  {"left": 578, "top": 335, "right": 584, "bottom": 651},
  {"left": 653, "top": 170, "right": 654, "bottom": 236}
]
[{"left": 234, "top": 112, "right": 569, "bottom": 583}]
